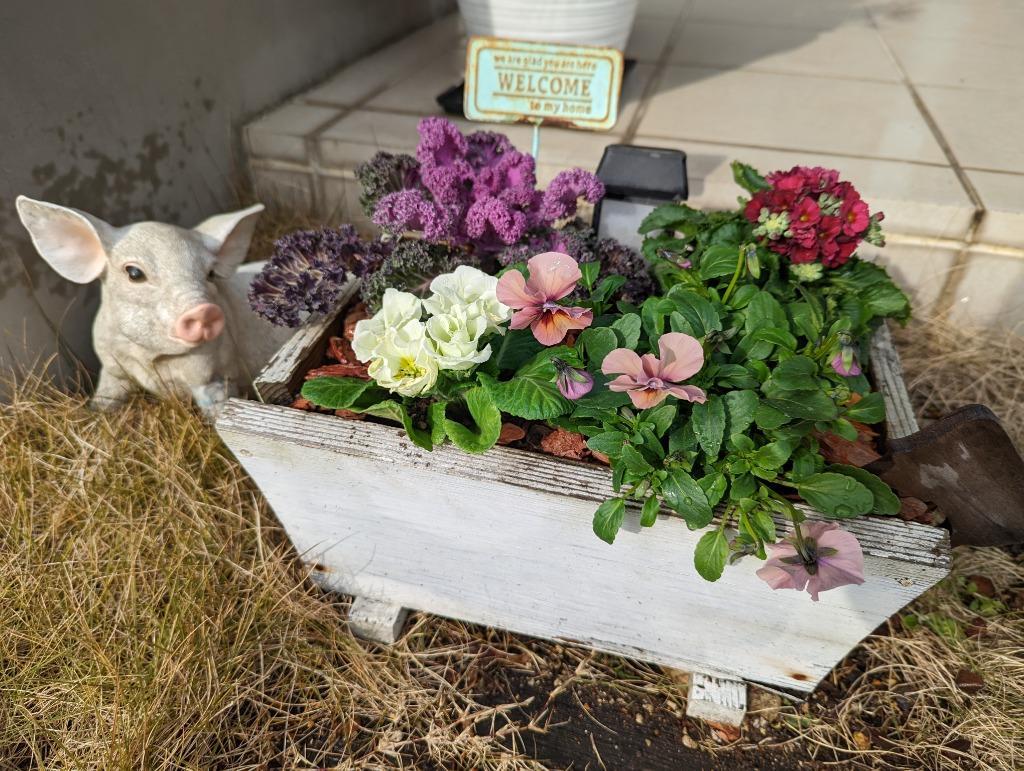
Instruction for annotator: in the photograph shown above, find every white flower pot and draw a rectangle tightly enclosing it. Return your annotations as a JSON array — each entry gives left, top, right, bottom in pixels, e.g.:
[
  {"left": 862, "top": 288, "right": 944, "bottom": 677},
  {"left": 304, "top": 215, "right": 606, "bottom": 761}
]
[
  {"left": 457, "top": 0, "right": 639, "bottom": 51},
  {"left": 216, "top": 281, "right": 950, "bottom": 699}
]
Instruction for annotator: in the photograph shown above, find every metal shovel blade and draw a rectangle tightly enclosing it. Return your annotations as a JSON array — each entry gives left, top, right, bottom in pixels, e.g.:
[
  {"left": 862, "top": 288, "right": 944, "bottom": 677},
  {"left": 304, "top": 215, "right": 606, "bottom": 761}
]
[{"left": 869, "top": 404, "right": 1024, "bottom": 547}]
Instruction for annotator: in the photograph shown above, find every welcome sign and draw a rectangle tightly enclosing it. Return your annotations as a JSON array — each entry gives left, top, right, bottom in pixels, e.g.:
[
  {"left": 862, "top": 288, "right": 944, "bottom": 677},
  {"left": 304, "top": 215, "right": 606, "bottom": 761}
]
[{"left": 464, "top": 37, "right": 624, "bottom": 131}]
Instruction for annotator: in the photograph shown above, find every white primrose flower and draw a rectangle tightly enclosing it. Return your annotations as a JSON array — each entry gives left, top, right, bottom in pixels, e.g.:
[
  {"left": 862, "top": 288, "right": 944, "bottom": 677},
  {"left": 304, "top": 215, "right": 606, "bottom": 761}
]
[
  {"left": 352, "top": 288, "right": 424, "bottom": 362},
  {"left": 425, "top": 306, "right": 493, "bottom": 371},
  {"left": 365, "top": 320, "right": 439, "bottom": 397},
  {"left": 423, "top": 265, "right": 512, "bottom": 333}
]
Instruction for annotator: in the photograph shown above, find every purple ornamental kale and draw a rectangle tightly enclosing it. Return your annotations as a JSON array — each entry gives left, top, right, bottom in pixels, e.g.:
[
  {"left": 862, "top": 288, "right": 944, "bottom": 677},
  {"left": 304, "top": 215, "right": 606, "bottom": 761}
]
[
  {"left": 355, "top": 152, "right": 421, "bottom": 217},
  {"left": 360, "top": 239, "right": 478, "bottom": 312},
  {"left": 372, "top": 189, "right": 454, "bottom": 242},
  {"left": 473, "top": 150, "right": 537, "bottom": 199},
  {"left": 464, "top": 195, "right": 529, "bottom": 252},
  {"left": 592, "top": 236, "right": 655, "bottom": 303},
  {"left": 464, "top": 130, "right": 513, "bottom": 170},
  {"left": 248, "top": 225, "right": 389, "bottom": 327},
  {"left": 416, "top": 116, "right": 470, "bottom": 172},
  {"left": 496, "top": 220, "right": 595, "bottom": 267},
  {"left": 539, "top": 168, "right": 605, "bottom": 223}
]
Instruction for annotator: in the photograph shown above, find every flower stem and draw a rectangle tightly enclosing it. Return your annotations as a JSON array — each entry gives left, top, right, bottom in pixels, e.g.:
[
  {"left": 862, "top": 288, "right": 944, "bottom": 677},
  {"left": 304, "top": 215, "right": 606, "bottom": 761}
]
[{"left": 721, "top": 247, "right": 746, "bottom": 305}]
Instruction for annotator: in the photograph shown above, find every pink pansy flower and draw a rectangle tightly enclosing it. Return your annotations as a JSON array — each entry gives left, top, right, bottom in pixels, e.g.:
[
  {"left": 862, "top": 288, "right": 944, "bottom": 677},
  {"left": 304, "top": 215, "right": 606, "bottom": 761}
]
[
  {"left": 495, "top": 251, "right": 593, "bottom": 346},
  {"left": 601, "top": 332, "right": 707, "bottom": 409},
  {"left": 756, "top": 521, "right": 865, "bottom": 602}
]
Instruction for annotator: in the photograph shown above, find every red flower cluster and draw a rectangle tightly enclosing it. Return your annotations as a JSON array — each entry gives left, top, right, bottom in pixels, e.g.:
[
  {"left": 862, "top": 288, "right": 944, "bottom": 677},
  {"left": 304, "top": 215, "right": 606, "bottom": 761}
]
[{"left": 743, "top": 166, "right": 883, "bottom": 268}]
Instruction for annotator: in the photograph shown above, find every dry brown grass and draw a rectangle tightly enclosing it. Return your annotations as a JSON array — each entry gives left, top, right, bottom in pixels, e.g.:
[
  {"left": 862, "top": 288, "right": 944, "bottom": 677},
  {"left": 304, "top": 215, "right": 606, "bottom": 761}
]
[
  {"left": 0, "top": 378, "right": 539, "bottom": 770},
  {"left": 0, "top": 315, "right": 1021, "bottom": 769}
]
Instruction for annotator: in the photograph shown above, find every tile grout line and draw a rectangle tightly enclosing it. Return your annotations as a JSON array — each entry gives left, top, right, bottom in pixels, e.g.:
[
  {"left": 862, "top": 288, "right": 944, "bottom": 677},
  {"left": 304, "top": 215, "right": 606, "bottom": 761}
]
[{"left": 863, "top": 7, "right": 986, "bottom": 316}]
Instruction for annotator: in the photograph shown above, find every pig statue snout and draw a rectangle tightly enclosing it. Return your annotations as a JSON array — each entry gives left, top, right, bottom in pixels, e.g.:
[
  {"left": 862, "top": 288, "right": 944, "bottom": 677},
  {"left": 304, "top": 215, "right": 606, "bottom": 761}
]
[{"left": 173, "top": 302, "right": 225, "bottom": 344}]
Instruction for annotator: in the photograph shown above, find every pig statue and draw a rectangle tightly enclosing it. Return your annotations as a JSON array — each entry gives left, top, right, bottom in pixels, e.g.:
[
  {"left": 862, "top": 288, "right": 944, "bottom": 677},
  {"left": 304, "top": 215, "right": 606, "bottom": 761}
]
[{"left": 16, "top": 196, "right": 292, "bottom": 417}]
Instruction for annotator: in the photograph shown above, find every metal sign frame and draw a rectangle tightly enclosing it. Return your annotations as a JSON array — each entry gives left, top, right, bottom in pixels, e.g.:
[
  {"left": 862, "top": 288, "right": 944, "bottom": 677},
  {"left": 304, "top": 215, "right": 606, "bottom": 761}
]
[{"left": 464, "top": 36, "right": 624, "bottom": 132}]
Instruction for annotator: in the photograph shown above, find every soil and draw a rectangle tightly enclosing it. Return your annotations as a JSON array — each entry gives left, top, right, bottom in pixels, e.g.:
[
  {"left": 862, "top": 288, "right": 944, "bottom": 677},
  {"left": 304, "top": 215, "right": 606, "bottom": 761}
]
[{"left": 459, "top": 629, "right": 893, "bottom": 770}]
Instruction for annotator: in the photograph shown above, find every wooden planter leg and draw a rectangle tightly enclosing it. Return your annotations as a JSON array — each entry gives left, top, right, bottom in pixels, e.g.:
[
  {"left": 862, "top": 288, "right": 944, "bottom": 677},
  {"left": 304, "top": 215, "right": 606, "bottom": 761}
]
[
  {"left": 348, "top": 596, "right": 409, "bottom": 644},
  {"left": 685, "top": 672, "right": 748, "bottom": 726}
]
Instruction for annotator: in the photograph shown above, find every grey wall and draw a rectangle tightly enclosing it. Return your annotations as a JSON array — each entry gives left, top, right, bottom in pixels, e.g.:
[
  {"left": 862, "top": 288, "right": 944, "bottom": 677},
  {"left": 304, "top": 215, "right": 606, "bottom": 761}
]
[{"left": 0, "top": 0, "right": 452, "bottom": 383}]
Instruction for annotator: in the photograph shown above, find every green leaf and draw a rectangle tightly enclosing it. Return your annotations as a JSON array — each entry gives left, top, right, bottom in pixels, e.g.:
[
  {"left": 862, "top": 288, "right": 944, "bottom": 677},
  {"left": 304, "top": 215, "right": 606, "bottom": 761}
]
[
  {"left": 698, "top": 245, "right": 740, "bottom": 281},
  {"left": 845, "top": 392, "right": 886, "bottom": 424},
  {"left": 788, "top": 302, "right": 822, "bottom": 342},
  {"left": 730, "top": 472, "right": 756, "bottom": 500},
  {"left": 757, "top": 397, "right": 786, "bottom": 427},
  {"left": 668, "top": 421, "right": 698, "bottom": 454},
  {"left": 832, "top": 417, "right": 859, "bottom": 441},
  {"left": 494, "top": 329, "right": 544, "bottom": 371},
  {"left": 661, "top": 468, "right": 713, "bottom": 529},
  {"left": 724, "top": 389, "right": 759, "bottom": 438},
  {"left": 753, "top": 440, "right": 795, "bottom": 470},
  {"left": 691, "top": 397, "right": 726, "bottom": 460},
  {"left": 579, "top": 327, "right": 618, "bottom": 369},
  {"left": 641, "top": 495, "right": 661, "bottom": 527},
  {"left": 574, "top": 380, "right": 631, "bottom": 409},
  {"left": 351, "top": 399, "right": 442, "bottom": 451},
  {"left": 444, "top": 387, "right": 501, "bottom": 454},
  {"left": 580, "top": 260, "right": 600, "bottom": 290},
  {"left": 620, "top": 444, "right": 655, "bottom": 475},
  {"left": 797, "top": 472, "right": 874, "bottom": 518},
  {"left": 790, "top": 448, "right": 820, "bottom": 482},
  {"left": 748, "top": 509, "right": 777, "bottom": 544},
  {"left": 694, "top": 529, "right": 729, "bottom": 582},
  {"left": 766, "top": 390, "right": 838, "bottom": 422},
  {"left": 611, "top": 313, "right": 642, "bottom": 348},
  {"left": 642, "top": 404, "right": 677, "bottom": 438},
  {"left": 828, "top": 464, "right": 901, "bottom": 515},
  {"left": 744, "top": 291, "right": 788, "bottom": 336},
  {"left": 769, "top": 356, "right": 820, "bottom": 392},
  {"left": 401, "top": 401, "right": 448, "bottom": 451},
  {"left": 638, "top": 203, "right": 705, "bottom": 235},
  {"left": 587, "top": 431, "right": 628, "bottom": 458},
  {"left": 641, "top": 296, "right": 677, "bottom": 340},
  {"left": 667, "top": 287, "right": 723, "bottom": 337},
  {"left": 698, "top": 472, "right": 728, "bottom": 507},
  {"left": 593, "top": 497, "right": 626, "bottom": 544},
  {"left": 479, "top": 348, "right": 574, "bottom": 420},
  {"left": 301, "top": 376, "right": 377, "bottom": 410},
  {"left": 731, "top": 160, "right": 770, "bottom": 193},
  {"left": 592, "top": 275, "right": 628, "bottom": 305}
]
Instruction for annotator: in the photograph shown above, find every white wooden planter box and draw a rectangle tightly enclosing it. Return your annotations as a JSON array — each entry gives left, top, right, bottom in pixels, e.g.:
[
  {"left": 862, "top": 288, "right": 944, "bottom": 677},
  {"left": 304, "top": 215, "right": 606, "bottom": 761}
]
[{"left": 216, "top": 281, "right": 949, "bottom": 712}]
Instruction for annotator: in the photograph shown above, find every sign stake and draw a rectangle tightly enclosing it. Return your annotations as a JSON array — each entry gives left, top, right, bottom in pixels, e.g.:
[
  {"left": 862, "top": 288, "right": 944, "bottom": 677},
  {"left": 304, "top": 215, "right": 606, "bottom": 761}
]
[{"left": 531, "top": 121, "right": 541, "bottom": 163}]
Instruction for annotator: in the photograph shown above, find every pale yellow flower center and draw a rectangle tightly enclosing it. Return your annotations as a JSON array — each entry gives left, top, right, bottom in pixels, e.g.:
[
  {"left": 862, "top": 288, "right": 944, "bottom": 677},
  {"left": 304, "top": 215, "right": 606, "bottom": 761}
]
[{"left": 397, "top": 356, "right": 426, "bottom": 380}]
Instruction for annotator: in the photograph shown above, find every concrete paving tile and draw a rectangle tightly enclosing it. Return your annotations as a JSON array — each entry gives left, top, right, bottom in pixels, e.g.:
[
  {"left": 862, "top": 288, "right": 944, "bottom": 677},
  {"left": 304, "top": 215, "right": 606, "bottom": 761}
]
[
  {"left": 245, "top": 103, "right": 341, "bottom": 162},
  {"left": 670, "top": 20, "right": 900, "bottom": 82},
  {"left": 948, "top": 249, "right": 1024, "bottom": 330},
  {"left": 917, "top": 86, "right": 1024, "bottom": 174},
  {"left": 638, "top": 66, "right": 947, "bottom": 164},
  {"left": 969, "top": 170, "right": 1024, "bottom": 249}
]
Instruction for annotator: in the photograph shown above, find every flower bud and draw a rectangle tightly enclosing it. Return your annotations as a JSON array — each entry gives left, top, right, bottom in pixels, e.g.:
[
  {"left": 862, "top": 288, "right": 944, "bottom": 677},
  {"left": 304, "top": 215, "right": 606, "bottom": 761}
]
[{"left": 552, "top": 358, "right": 594, "bottom": 400}]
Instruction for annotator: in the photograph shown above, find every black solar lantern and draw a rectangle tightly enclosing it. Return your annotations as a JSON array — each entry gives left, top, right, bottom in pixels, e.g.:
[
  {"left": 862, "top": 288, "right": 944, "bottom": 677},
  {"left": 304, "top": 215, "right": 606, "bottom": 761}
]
[{"left": 592, "top": 144, "right": 689, "bottom": 250}]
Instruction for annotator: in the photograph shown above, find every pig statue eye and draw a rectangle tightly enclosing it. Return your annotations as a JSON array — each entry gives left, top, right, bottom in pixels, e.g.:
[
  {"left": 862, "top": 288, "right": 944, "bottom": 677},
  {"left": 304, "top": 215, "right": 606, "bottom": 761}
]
[
  {"left": 207, "top": 269, "right": 216, "bottom": 281},
  {"left": 124, "top": 265, "right": 146, "bottom": 282}
]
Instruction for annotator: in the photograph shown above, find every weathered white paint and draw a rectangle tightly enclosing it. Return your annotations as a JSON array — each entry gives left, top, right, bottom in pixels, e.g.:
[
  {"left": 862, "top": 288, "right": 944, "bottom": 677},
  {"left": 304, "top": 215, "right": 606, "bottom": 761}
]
[
  {"left": 686, "top": 672, "right": 748, "bottom": 726},
  {"left": 253, "top": 278, "right": 360, "bottom": 405},
  {"left": 217, "top": 321, "right": 948, "bottom": 696}
]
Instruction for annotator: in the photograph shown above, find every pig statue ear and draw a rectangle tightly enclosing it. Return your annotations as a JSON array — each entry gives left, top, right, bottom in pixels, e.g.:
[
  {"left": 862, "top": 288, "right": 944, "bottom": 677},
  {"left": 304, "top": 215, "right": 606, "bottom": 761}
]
[
  {"left": 193, "top": 203, "right": 264, "bottom": 277},
  {"left": 15, "top": 196, "right": 112, "bottom": 284}
]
